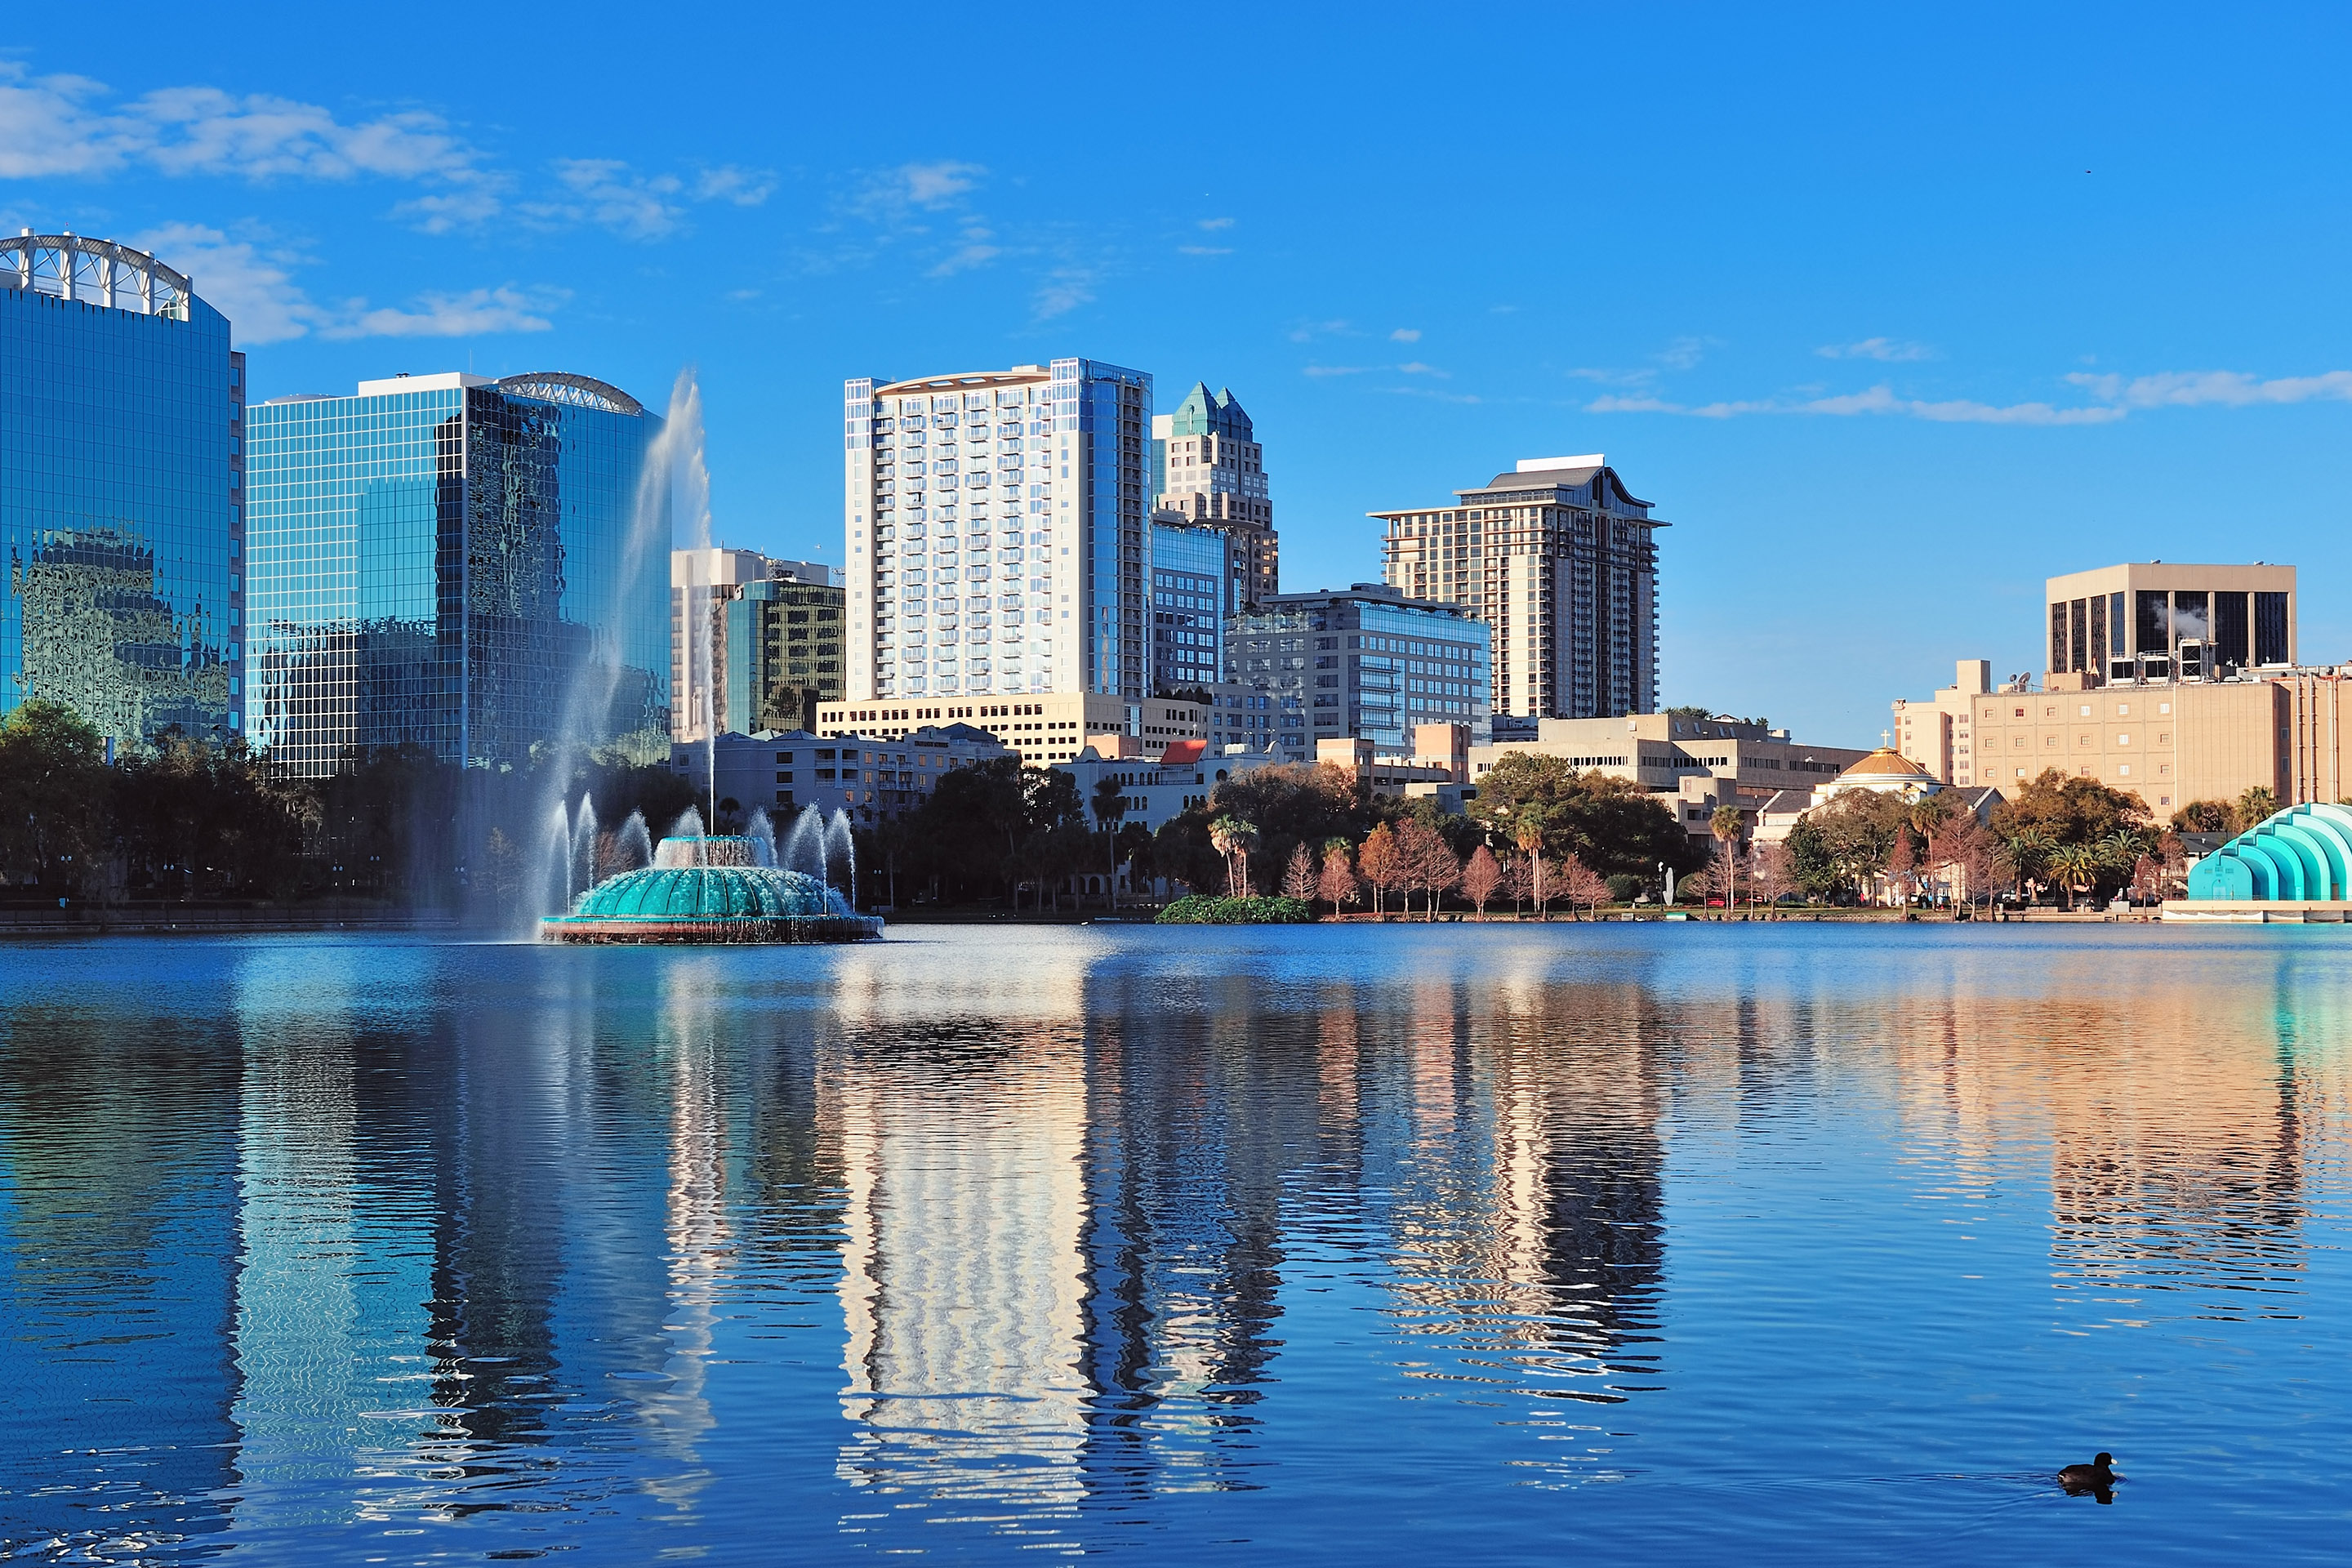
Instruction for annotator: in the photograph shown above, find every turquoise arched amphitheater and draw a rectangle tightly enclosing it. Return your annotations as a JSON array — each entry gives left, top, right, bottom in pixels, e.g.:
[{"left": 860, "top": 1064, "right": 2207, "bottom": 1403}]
[
  {"left": 541, "top": 835, "right": 884, "bottom": 943},
  {"left": 2174, "top": 802, "right": 2352, "bottom": 921}
]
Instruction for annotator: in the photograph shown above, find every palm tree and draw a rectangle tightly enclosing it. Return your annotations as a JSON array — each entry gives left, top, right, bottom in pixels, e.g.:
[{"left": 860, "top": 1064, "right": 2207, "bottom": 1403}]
[
  {"left": 2048, "top": 841, "right": 2101, "bottom": 909},
  {"left": 1091, "top": 774, "right": 1128, "bottom": 910},
  {"left": 1709, "top": 804, "right": 1744, "bottom": 918},
  {"left": 2235, "top": 785, "right": 2278, "bottom": 832},
  {"left": 1209, "top": 816, "right": 1259, "bottom": 898},
  {"left": 1513, "top": 807, "right": 1548, "bottom": 921}
]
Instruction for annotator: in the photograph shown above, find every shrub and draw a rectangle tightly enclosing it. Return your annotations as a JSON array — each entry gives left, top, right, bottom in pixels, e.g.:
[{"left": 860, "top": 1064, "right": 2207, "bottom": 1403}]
[
  {"left": 1605, "top": 873, "right": 1642, "bottom": 904},
  {"left": 1156, "top": 894, "right": 1316, "bottom": 925}
]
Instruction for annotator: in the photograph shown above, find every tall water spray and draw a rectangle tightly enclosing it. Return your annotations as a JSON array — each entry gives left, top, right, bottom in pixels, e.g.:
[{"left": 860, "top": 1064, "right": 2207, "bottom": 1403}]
[
  {"left": 745, "top": 808, "right": 777, "bottom": 868},
  {"left": 782, "top": 805, "right": 826, "bottom": 884},
  {"left": 615, "top": 811, "right": 653, "bottom": 873},
  {"left": 826, "top": 809, "right": 858, "bottom": 908},
  {"left": 521, "top": 366, "right": 693, "bottom": 932},
  {"left": 570, "top": 792, "right": 599, "bottom": 898},
  {"left": 667, "top": 372, "right": 719, "bottom": 833},
  {"left": 541, "top": 799, "right": 574, "bottom": 918},
  {"left": 670, "top": 807, "right": 709, "bottom": 866}
]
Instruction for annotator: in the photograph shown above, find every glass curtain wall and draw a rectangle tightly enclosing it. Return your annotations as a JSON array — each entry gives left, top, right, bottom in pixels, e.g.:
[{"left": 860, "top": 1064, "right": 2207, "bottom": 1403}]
[
  {"left": 1, "top": 276, "right": 239, "bottom": 751},
  {"left": 247, "top": 381, "right": 665, "bottom": 777}
]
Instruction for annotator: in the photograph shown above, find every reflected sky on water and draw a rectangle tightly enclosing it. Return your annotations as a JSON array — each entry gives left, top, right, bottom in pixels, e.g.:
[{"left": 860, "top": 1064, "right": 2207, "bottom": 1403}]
[{"left": 2, "top": 925, "right": 2349, "bottom": 1564}]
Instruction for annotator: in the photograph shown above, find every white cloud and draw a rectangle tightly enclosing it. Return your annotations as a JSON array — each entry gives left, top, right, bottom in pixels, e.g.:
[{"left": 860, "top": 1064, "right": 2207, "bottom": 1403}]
[
  {"left": 1287, "top": 318, "right": 1353, "bottom": 343},
  {"left": 2, "top": 63, "right": 760, "bottom": 240},
  {"left": 131, "top": 222, "right": 314, "bottom": 343},
  {"left": 1390, "top": 327, "right": 1421, "bottom": 342},
  {"left": 2064, "top": 368, "right": 2352, "bottom": 408},
  {"left": 319, "top": 286, "right": 560, "bottom": 340},
  {"left": 857, "top": 159, "right": 983, "bottom": 215},
  {"left": 1034, "top": 267, "right": 1096, "bottom": 320},
  {"left": 1197, "top": 216, "right": 1235, "bottom": 230},
  {"left": 1591, "top": 365, "right": 2352, "bottom": 425},
  {"left": 930, "top": 225, "right": 1002, "bottom": 277},
  {"left": 1817, "top": 336, "right": 1937, "bottom": 362},
  {"left": 1656, "top": 335, "right": 1713, "bottom": 371},
  {"left": 0, "top": 63, "right": 483, "bottom": 183},
  {"left": 130, "top": 220, "right": 560, "bottom": 342},
  {"left": 1396, "top": 361, "right": 1449, "bottom": 378},
  {"left": 1303, "top": 363, "right": 1374, "bottom": 377},
  {"left": 1177, "top": 243, "right": 1232, "bottom": 256},
  {"left": 693, "top": 165, "right": 776, "bottom": 206}
]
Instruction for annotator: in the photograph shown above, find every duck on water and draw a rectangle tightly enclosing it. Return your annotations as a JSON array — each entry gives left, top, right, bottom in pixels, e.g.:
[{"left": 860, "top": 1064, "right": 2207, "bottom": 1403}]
[{"left": 2058, "top": 1453, "right": 2119, "bottom": 1499}]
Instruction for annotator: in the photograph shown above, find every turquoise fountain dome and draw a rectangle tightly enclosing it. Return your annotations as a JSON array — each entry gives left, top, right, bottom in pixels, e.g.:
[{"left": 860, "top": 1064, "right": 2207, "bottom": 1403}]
[{"left": 541, "top": 835, "right": 884, "bottom": 943}]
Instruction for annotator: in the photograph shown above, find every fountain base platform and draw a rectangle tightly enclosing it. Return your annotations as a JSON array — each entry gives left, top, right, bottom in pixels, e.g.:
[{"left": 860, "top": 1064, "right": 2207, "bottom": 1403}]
[{"left": 543, "top": 913, "right": 885, "bottom": 944}]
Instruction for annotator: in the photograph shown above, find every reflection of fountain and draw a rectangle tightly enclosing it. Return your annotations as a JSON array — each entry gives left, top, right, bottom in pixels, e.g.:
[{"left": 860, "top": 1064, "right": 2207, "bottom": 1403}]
[{"left": 541, "top": 833, "right": 883, "bottom": 943}]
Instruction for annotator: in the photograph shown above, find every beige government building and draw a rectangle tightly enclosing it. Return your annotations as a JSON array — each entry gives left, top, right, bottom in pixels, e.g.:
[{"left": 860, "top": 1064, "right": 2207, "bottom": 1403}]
[{"left": 1895, "top": 563, "right": 2352, "bottom": 817}]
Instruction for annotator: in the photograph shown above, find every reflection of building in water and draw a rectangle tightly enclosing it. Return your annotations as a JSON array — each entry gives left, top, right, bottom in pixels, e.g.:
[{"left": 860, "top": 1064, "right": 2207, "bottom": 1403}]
[
  {"left": 1074, "top": 974, "right": 1334, "bottom": 1482},
  {"left": 1379, "top": 973, "right": 1668, "bottom": 1400},
  {"left": 2, "top": 232, "right": 243, "bottom": 749},
  {"left": 826, "top": 951, "right": 1093, "bottom": 1512},
  {"left": 0, "top": 995, "right": 243, "bottom": 1550},
  {"left": 245, "top": 371, "right": 668, "bottom": 775},
  {"left": 1872, "top": 956, "right": 2326, "bottom": 1294}
]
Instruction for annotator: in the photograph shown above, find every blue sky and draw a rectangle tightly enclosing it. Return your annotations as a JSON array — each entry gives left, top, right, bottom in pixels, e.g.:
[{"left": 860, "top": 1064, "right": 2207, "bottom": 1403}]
[{"left": 7, "top": 3, "right": 2349, "bottom": 743}]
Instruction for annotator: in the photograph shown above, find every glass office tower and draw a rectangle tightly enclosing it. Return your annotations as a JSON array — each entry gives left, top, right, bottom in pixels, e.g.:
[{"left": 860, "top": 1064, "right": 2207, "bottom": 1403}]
[
  {"left": 1, "top": 232, "right": 243, "bottom": 751},
  {"left": 246, "top": 372, "right": 667, "bottom": 776}
]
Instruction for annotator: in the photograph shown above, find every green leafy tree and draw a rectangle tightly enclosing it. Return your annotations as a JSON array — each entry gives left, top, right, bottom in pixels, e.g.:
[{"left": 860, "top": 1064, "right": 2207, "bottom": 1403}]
[
  {"left": 0, "top": 699, "right": 110, "bottom": 896},
  {"left": 1091, "top": 774, "right": 1129, "bottom": 908},
  {"left": 1468, "top": 754, "right": 1708, "bottom": 879}
]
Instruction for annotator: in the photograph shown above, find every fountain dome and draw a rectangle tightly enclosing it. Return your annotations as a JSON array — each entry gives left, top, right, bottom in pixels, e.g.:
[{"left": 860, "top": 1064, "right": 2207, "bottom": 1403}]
[{"left": 541, "top": 835, "right": 883, "bottom": 943}]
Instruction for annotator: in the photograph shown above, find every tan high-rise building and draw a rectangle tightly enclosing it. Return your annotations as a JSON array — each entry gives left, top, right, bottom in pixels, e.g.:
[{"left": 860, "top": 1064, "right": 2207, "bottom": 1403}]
[
  {"left": 1373, "top": 456, "right": 1664, "bottom": 721},
  {"left": 1893, "top": 659, "right": 1997, "bottom": 786},
  {"left": 1150, "top": 382, "right": 1276, "bottom": 607},
  {"left": 2046, "top": 562, "right": 2296, "bottom": 686}
]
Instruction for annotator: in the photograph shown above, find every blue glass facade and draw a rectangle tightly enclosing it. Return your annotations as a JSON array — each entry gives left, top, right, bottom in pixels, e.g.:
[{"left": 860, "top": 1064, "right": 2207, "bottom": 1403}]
[
  {"left": 1227, "top": 586, "right": 1491, "bottom": 761},
  {"left": 1, "top": 234, "right": 242, "bottom": 751},
  {"left": 1148, "top": 519, "right": 1227, "bottom": 694},
  {"left": 246, "top": 373, "right": 666, "bottom": 776}
]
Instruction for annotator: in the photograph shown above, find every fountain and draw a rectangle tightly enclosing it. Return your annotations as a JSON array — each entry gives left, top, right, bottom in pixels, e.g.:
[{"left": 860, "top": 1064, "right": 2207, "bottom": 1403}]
[
  {"left": 541, "top": 831, "right": 884, "bottom": 944},
  {"left": 614, "top": 811, "right": 653, "bottom": 874}
]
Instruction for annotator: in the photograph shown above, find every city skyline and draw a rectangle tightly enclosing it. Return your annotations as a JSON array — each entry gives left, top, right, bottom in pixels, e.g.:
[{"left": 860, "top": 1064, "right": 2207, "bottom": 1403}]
[{"left": 6, "top": 7, "right": 2352, "bottom": 745}]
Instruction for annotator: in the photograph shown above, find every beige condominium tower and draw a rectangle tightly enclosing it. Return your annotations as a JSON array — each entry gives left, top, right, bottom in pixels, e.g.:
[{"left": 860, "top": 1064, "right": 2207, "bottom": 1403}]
[
  {"left": 840, "top": 359, "right": 1152, "bottom": 706},
  {"left": 1150, "top": 382, "right": 1276, "bottom": 608},
  {"left": 1372, "top": 456, "right": 1664, "bottom": 721}
]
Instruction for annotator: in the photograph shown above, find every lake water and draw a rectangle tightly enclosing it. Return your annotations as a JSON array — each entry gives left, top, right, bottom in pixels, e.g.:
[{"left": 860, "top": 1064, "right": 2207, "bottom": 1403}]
[{"left": 2, "top": 924, "right": 2347, "bottom": 1564}]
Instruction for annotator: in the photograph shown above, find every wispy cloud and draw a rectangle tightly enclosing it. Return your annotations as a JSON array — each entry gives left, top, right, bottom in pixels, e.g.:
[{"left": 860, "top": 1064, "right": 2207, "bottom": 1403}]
[
  {"left": 1590, "top": 366, "right": 2352, "bottom": 424},
  {"left": 1288, "top": 318, "right": 1354, "bottom": 343},
  {"left": 855, "top": 159, "right": 984, "bottom": 216},
  {"left": 1817, "top": 336, "right": 1937, "bottom": 362},
  {"left": 132, "top": 222, "right": 559, "bottom": 344},
  {"left": 2063, "top": 368, "right": 2352, "bottom": 409},
  {"left": 1656, "top": 334, "right": 1716, "bottom": 371},
  {"left": 1390, "top": 327, "right": 1421, "bottom": 342},
  {"left": 1197, "top": 216, "right": 1234, "bottom": 230},
  {"left": 320, "top": 286, "right": 560, "bottom": 340},
  {"left": 1303, "top": 363, "right": 1375, "bottom": 377},
  {"left": 1396, "top": 361, "right": 1449, "bottom": 378},
  {"left": 1178, "top": 244, "right": 1232, "bottom": 256},
  {"left": 2, "top": 63, "right": 764, "bottom": 240},
  {"left": 929, "top": 225, "right": 1002, "bottom": 277},
  {"left": 1035, "top": 266, "right": 1097, "bottom": 320}
]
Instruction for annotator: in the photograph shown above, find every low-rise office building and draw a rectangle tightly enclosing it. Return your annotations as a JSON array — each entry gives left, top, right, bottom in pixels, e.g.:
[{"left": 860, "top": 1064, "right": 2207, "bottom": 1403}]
[
  {"left": 1059, "top": 738, "right": 1282, "bottom": 834},
  {"left": 817, "top": 690, "right": 1207, "bottom": 768},
  {"left": 1468, "top": 712, "right": 1869, "bottom": 803},
  {"left": 1227, "top": 584, "right": 1492, "bottom": 765},
  {"left": 674, "top": 723, "right": 1013, "bottom": 826}
]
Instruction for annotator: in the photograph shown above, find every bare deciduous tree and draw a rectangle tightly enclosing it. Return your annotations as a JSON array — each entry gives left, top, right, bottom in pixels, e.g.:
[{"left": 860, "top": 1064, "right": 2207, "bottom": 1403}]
[{"left": 1461, "top": 844, "right": 1503, "bottom": 918}]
